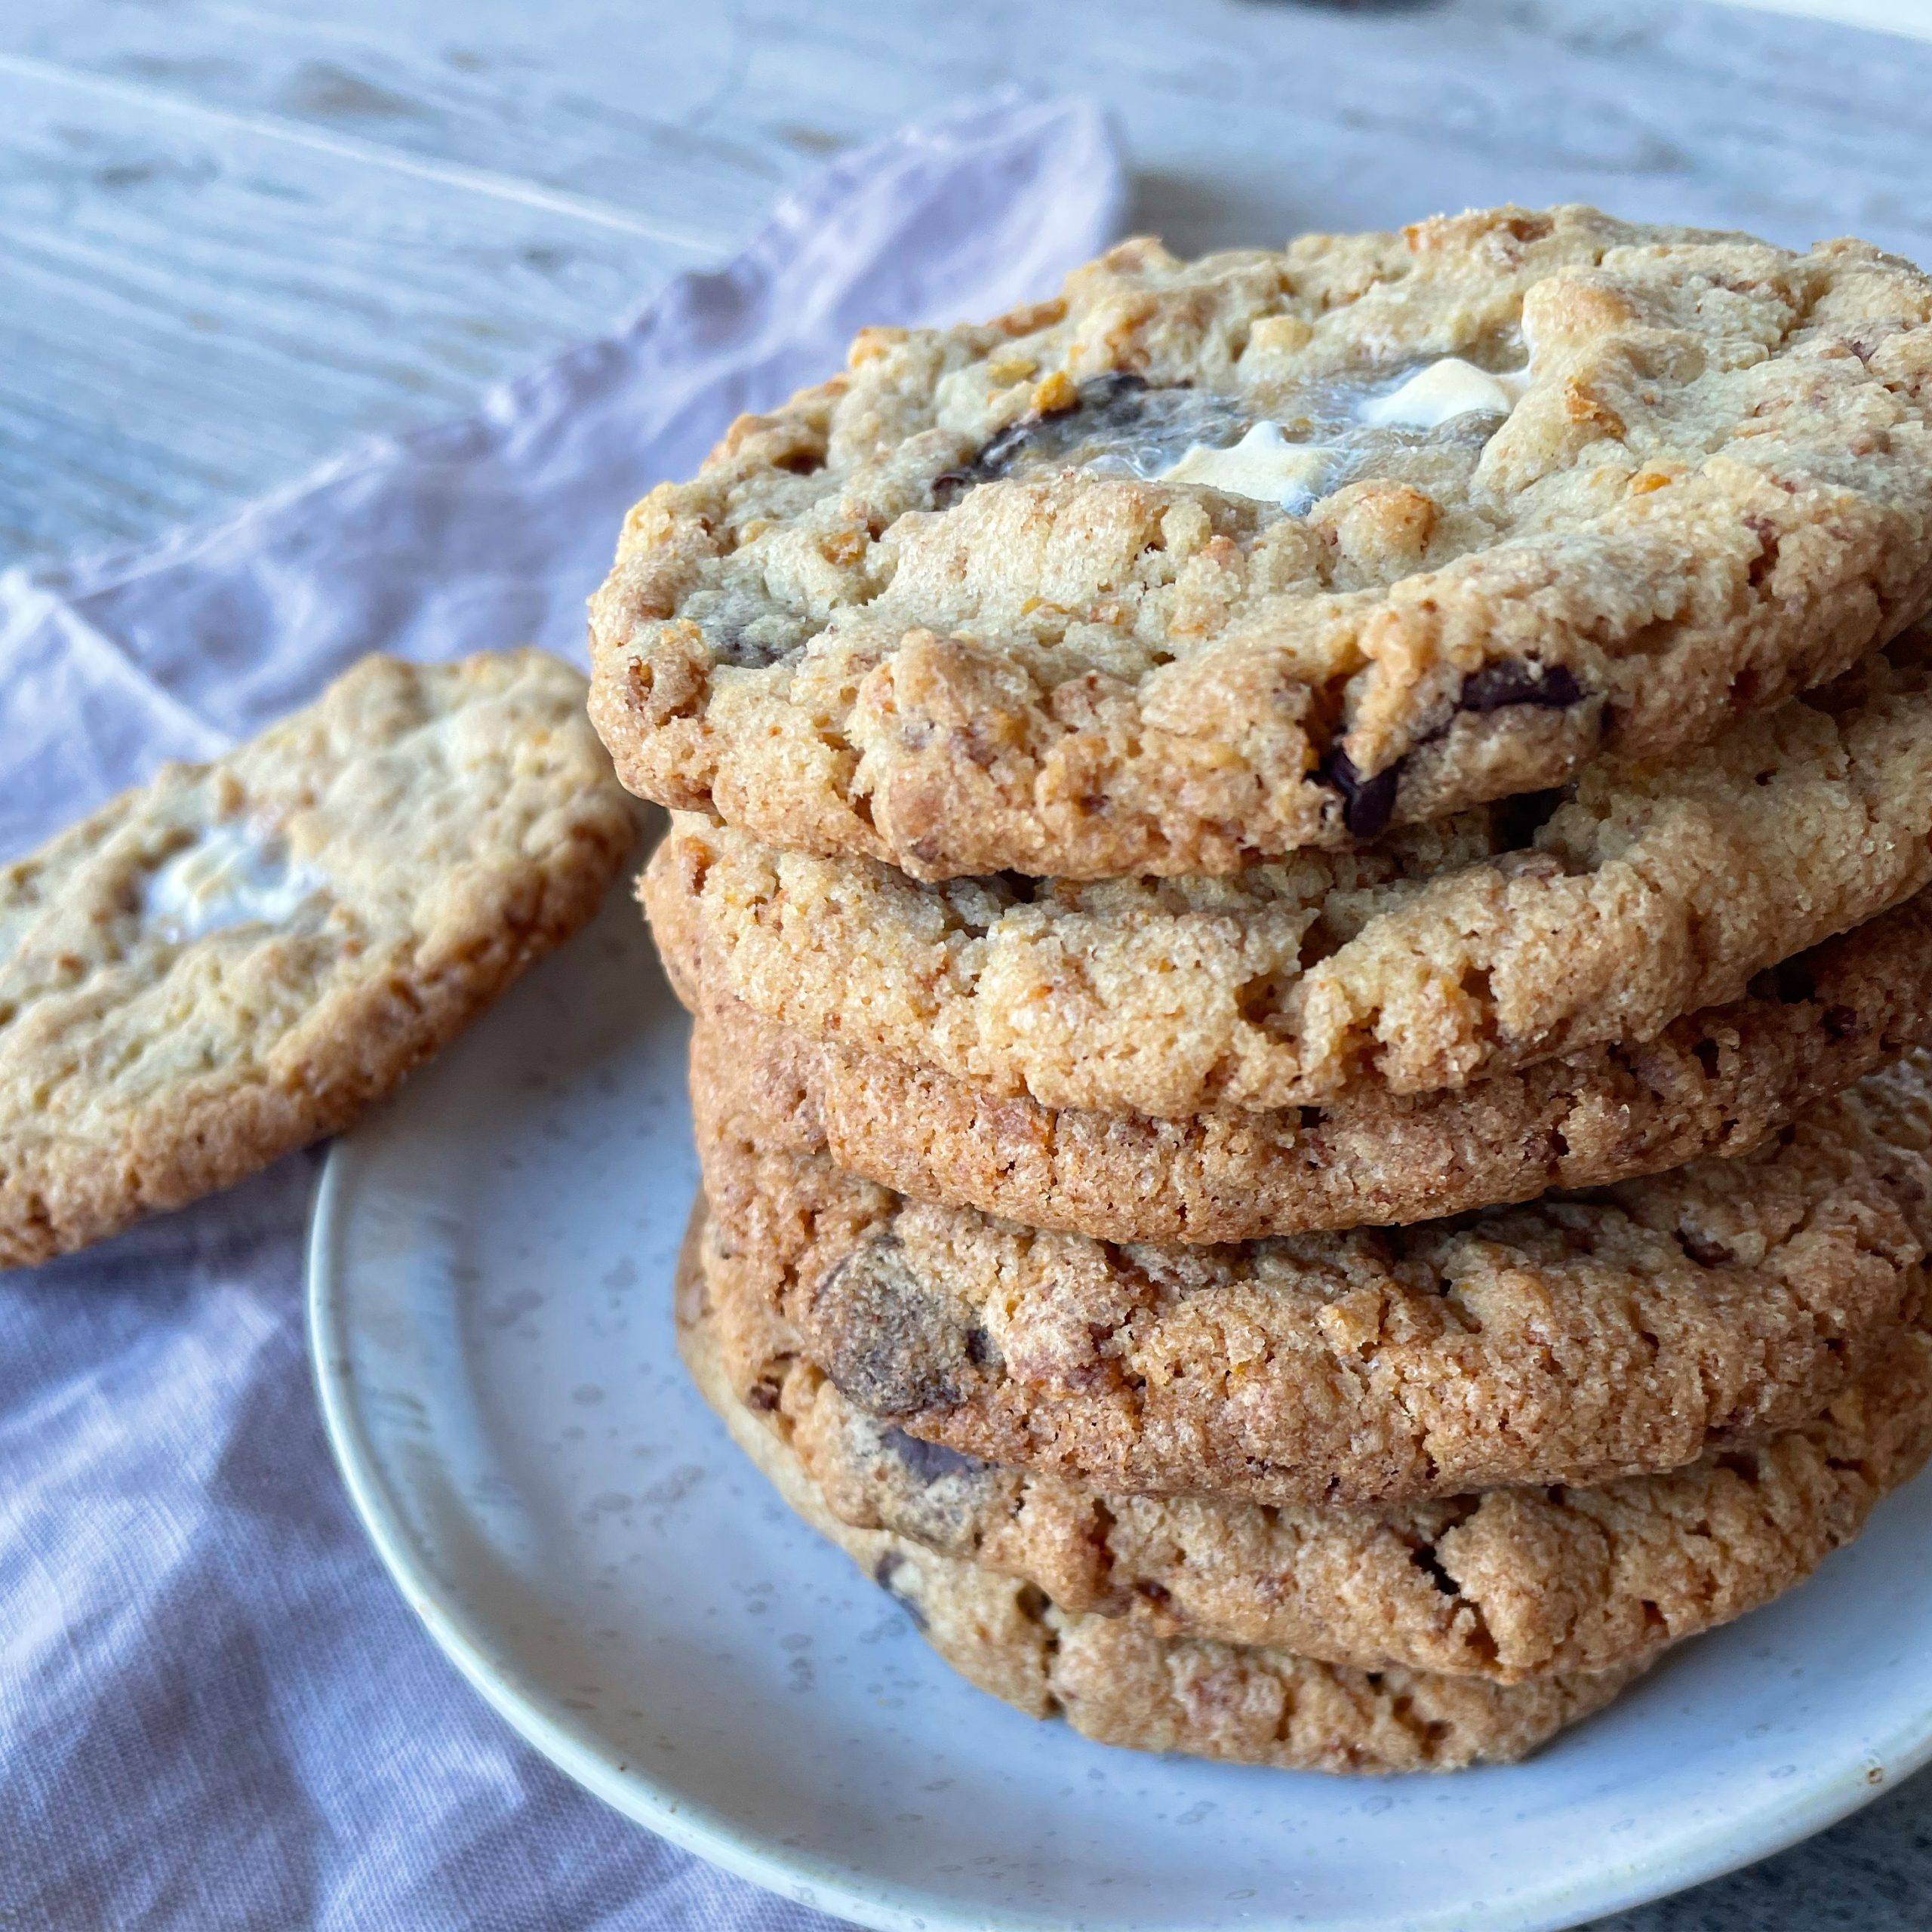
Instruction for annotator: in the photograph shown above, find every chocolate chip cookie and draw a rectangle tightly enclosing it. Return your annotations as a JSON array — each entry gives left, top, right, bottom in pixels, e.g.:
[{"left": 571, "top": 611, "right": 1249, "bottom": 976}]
[
  {"left": 685, "top": 884, "right": 1932, "bottom": 1240},
  {"left": 699, "top": 1217, "right": 1932, "bottom": 1681},
  {"left": 678, "top": 1231, "right": 1644, "bottom": 1770},
  {"left": 645, "top": 627, "right": 1932, "bottom": 1118},
  {"left": 694, "top": 1051, "right": 1932, "bottom": 1507},
  {"left": 595, "top": 207, "right": 1932, "bottom": 881},
  {"left": 0, "top": 651, "right": 635, "bottom": 1266}
]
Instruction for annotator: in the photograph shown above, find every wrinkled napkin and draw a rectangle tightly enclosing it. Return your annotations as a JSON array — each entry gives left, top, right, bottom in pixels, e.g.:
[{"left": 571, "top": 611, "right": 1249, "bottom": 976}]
[{"left": 0, "top": 94, "right": 1121, "bottom": 1930}]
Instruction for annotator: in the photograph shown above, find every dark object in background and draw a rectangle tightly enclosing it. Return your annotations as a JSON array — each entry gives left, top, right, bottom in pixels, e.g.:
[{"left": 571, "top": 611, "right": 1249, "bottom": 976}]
[{"left": 1238, "top": 0, "right": 1444, "bottom": 12}]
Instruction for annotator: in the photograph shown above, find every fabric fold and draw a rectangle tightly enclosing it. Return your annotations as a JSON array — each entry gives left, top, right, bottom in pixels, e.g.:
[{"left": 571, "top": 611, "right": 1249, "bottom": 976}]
[{"left": 0, "top": 93, "right": 1122, "bottom": 1931}]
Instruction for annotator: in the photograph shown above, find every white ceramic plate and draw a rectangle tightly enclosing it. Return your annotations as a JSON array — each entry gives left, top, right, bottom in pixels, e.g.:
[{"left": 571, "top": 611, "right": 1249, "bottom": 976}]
[{"left": 309, "top": 884, "right": 1932, "bottom": 1932}]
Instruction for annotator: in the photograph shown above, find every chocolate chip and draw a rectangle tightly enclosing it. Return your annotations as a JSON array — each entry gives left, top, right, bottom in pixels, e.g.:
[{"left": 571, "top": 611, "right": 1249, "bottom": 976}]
[
  {"left": 1677, "top": 1229, "right": 1732, "bottom": 1267},
  {"left": 1457, "top": 660, "right": 1585, "bottom": 714},
  {"left": 1081, "top": 370, "right": 1148, "bottom": 402},
  {"left": 809, "top": 1237, "right": 993, "bottom": 1417},
  {"left": 882, "top": 1426, "right": 986, "bottom": 1484},
  {"left": 872, "top": 1549, "right": 928, "bottom": 1629},
  {"left": 952, "top": 380, "right": 1141, "bottom": 489},
  {"left": 1319, "top": 744, "right": 1400, "bottom": 840},
  {"left": 933, "top": 371, "right": 1241, "bottom": 504}
]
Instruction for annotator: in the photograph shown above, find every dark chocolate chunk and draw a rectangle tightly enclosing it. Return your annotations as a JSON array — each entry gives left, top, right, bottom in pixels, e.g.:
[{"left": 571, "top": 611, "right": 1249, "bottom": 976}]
[
  {"left": 1677, "top": 1229, "right": 1733, "bottom": 1267},
  {"left": 1319, "top": 744, "right": 1400, "bottom": 840},
  {"left": 931, "top": 372, "right": 1265, "bottom": 507},
  {"left": 882, "top": 1426, "right": 987, "bottom": 1484},
  {"left": 709, "top": 627, "right": 799, "bottom": 670},
  {"left": 872, "top": 1549, "right": 928, "bottom": 1629},
  {"left": 1457, "top": 659, "right": 1585, "bottom": 714},
  {"left": 808, "top": 1236, "right": 992, "bottom": 1417},
  {"left": 937, "top": 373, "right": 1154, "bottom": 501},
  {"left": 930, "top": 469, "right": 974, "bottom": 509}
]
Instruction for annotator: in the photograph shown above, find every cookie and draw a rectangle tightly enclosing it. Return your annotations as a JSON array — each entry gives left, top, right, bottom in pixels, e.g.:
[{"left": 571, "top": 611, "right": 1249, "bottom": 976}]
[
  {"left": 693, "top": 1051, "right": 1932, "bottom": 1506},
  {"left": 702, "top": 1227, "right": 1932, "bottom": 1682},
  {"left": 677, "top": 1229, "right": 1644, "bottom": 1770},
  {"left": 592, "top": 206, "right": 1932, "bottom": 882},
  {"left": 685, "top": 885, "right": 1932, "bottom": 1240},
  {"left": 0, "top": 651, "right": 635, "bottom": 1266},
  {"left": 644, "top": 627, "right": 1932, "bottom": 1118}
]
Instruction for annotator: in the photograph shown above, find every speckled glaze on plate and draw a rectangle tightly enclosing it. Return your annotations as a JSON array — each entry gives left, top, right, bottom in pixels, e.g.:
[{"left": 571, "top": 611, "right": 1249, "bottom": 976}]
[{"left": 307, "top": 872, "right": 1932, "bottom": 1932}]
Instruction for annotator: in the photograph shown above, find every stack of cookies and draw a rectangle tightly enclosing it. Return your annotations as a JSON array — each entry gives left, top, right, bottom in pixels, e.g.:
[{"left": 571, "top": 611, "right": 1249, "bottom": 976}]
[{"left": 592, "top": 205, "right": 1932, "bottom": 1773}]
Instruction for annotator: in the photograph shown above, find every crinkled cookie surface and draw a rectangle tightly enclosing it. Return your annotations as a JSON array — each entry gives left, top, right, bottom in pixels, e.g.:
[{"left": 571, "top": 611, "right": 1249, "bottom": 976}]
[
  {"left": 0, "top": 651, "right": 635, "bottom": 1266},
  {"left": 681, "top": 880, "right": 1932, "bottom": 1239},
  {"left": 645, "top": 629, "right": 1932, "bottom": 1117},
  {"left": 694, "top": 1050, "right": 1932, "bottom": 1507},
  {"left": 678, "top": 1228, "right": 1642, "bottom": 1770},
  {"left": 595, "top": 205, "right": 1932, "bottom": 880},
  {"left": 699, "top": 1221, "right": 1932, "bottom": 1684}
]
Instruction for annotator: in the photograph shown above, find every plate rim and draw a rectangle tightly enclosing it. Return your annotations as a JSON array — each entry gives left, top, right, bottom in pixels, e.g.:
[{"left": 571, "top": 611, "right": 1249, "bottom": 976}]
[{"left": 308, "top": 1100, "right": 1932, "bottom": 1932}]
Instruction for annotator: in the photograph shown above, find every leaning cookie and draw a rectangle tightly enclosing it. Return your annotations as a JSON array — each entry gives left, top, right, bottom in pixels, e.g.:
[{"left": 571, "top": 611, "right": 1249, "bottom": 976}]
[
  {"left": 676, "top": 1232, "right": 1644, "bottom": 1772},
  {"left": 0, "top": 651, "right": 635, "bottom": 1267},
  {"left": 645, "top": 626, "right": 1932, "bottom": 1118},
  {"left": 684, "top": 886, "right": 1932, "bottom": 1241},
  {"left": 594, "top": 206, "right": 1932, "bottom": 882},
  {"left": 702, "top": 1229, "right": 1932, "bottom": 1683},
  {"left": 694, "top": 1051, "right": 1932, "bottom": 1508}
]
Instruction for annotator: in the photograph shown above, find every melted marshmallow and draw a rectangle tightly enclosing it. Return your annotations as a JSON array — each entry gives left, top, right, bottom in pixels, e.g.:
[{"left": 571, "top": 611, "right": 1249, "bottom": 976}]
[
  {"left": 1160, "top": 422, "right": 1335, "bottom": 509},
  {"left": 1358, "top": 358, "right": 1530, "bottom": 431},
  {"left": 144, "top": 823, "right": 328, "bottom": 944}
]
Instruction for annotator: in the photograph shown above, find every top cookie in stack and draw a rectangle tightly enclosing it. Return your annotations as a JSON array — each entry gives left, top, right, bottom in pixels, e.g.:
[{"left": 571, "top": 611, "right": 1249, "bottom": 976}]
[
  {"left": 595, "top": 205, "right": 1932, "bottom": 1772},
  {"left": 590, "top": 203, "right": 1932, "bottom": 884}
]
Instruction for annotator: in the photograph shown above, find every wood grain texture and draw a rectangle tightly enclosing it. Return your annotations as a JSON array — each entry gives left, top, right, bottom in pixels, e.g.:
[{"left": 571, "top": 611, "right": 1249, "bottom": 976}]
[{"left": 0, "top": 51, "right": 706, "bottom": 562}]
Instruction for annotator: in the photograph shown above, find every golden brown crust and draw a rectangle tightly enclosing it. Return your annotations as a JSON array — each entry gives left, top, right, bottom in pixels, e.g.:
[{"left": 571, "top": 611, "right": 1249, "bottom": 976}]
[
  {"left": 678, "top": 1227, "right": 1643, "bottom": 1770},
  {"left": 643, "top": 630, "right": 1932, "bottom": 1116},
  {"left": 0, "top": 651, "right": 636, "bottom": 1266},
  {"left": 681, "top": 884, "right": 1932, "bottom": 1239},
  {"left": 694, "top": 1051, "right": 1932, "bottom": 1507},
  {"left": 594, "top": 208, "right": 1932, "bottom": 881},
  {"left": 701, "top": 1225, "right": 1932, "bottom": 1683}
]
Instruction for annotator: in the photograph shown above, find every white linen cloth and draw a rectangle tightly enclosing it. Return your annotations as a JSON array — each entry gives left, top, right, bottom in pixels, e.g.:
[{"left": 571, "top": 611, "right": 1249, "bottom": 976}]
[{"left": 0, "top": 94, "right": 1122, "bottom": 1929}]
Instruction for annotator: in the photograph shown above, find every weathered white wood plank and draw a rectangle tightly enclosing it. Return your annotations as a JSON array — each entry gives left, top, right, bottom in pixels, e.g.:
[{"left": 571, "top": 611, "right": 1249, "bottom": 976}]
[
  {"left": 2, "top": 5, "right": 795, "bottom": 260},
  {"left": 13, "top": 0, "right": 1932, "bottom": 254},
  {"left": 8, "top": 0, "right": 1932, "bottom": 571},
  {"left": 0, "top": 58, "right": 706, "bottom": 563}
]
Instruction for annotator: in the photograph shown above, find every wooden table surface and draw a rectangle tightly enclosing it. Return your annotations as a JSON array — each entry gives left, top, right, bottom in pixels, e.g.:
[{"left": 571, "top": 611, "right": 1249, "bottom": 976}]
[{"left": 7, "top": 2, "right": 1932, "bottom": 1926}]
